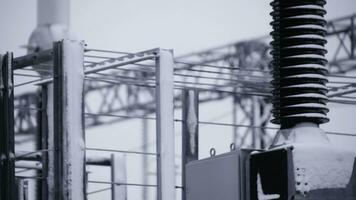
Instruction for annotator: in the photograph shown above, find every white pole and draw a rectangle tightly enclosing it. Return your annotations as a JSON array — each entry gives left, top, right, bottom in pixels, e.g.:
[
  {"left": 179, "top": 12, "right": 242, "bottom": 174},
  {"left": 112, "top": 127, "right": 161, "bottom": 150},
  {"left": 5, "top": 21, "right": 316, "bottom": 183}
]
[
  {"left": 155, "top": 49, "right": 176, "bottom": 200},
  {"left": 62, "top": 39, "right": 85, "bottom": 200},
  {"left": 37, "top": 0, "right": 69, "bottom": 27},
  {"left": 111, "top": 154, "right": 127, "bottom": 200},
  {"left": 29, "top": 0, "right": 71, "bottom": 53}
]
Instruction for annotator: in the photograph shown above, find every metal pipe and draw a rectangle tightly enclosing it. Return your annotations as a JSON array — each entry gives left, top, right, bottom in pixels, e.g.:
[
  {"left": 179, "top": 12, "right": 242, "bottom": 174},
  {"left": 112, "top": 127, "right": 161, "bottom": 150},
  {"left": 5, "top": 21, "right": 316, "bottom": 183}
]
[
  {"left": 28, "top": 0, "right": 70, "bottom": 55},
  {"left": 13, "top": 49, "right": 53, "bottom": 69},
  {"left": 37, "top": 0, "right": 69, "bottom": 27},
  {"left": 15, "top": 153, "right": 112, "bottom": 167},
  {"left": 15, "top": 161, "right": 42, "bottom": 170}
]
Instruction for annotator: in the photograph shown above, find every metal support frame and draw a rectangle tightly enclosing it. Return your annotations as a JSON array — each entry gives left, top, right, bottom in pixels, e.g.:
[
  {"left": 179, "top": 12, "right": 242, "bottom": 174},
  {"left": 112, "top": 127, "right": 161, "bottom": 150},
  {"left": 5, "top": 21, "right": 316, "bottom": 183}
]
[
  {"left": 252, "top": 97, "right": 261, "bottom": 149},
  {"left": 111, "top": 154, "right": 127, "bottom": 200},
  {"left": 142, "top": 117, "right": 149, "bottom": 200},
  {"left": 327, "top": 14, "right": 356, "bottom": 73},
  {"left": 40, "top": 85, "right": 49, "bottom": 199},
  {"left": 53, "top": 41, "right": 64, "bottom": 200},
  {"left": 0, "top": 52, "right": 16, "bottom": 200},
  {"left": 351, "top": 15, "right": 355, "bottom": 58},
  {"left": 155, "top": 49, "right": 176, "bottom": 200},
  {"left": 232, "top": 94, "right": 238, "bottom": 144},
  {"left": 13, "top": 15, "right": 356, "bottom": 146},
  {"left": 52, "top": 39, "right": 85, "bottom": 200},
  {"left": 181, "top": 89, "right": 199, "bottom": 200}
]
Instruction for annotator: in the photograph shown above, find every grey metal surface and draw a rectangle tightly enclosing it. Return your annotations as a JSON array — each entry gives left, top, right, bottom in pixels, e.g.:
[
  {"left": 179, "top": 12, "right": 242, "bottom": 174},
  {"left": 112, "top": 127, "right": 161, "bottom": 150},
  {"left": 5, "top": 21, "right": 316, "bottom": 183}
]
[{"left": 185, "top": 149, "right": 252, "bottom": 200}]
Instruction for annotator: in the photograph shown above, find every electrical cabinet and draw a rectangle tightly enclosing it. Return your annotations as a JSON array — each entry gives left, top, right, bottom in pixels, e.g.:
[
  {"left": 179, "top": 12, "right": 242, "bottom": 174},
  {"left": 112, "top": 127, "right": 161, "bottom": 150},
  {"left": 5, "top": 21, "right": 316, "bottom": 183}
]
[
  {"left": 185, "top": 146, "right": 356, "bottom": 200},
  {"left": 185, "top": 149, "right": 252, "bottom": 200}
]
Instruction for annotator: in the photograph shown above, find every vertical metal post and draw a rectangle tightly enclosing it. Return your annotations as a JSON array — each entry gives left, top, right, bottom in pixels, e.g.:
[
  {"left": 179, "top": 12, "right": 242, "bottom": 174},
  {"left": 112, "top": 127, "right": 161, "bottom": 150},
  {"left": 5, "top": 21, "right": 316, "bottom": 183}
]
[
  {"left": 85, "top": 171, "right": 89, "bottom": 200},
  {"left": 53, "top": 39, "right": 85, "bottom": 200},
  {"left": 16, "top": 179, "right": 29, "bottom": 200},
  {"left": 17, "top": 179, "right": 24, "bottom": 200},
  {"left": 351, "top": 15, "right": 355, "bottom": 58},
  {"left": 182, "top": 89, "right": 199, "bottom": 200},
  {"left": 36, "top": 86, "right": 47, "bottom": 200},
  {"left": 111, "top": 154, "right": 127, "bottom": 200},
  {"left": 232, "top": 95, "right": 238, "bottom": 144},
  {"left": 252, "top": 97, "right": 261, "bottom": 149},
  {"left": 155, "top": 49, "right": 175, "bottom": 200},
  {"left": 142, "top": 118, "right": 149, "bottom": 200},
  {"left": 40, "top": 85, "right": 49, "bottom": 199},
  {"left": 0, "top": 52, "right": 16, "bottom": 200},
  {"left": 23, "top": 180, "right": 29, "bottom": 200},
  {"left": 53, "top": 41, "right": 64, "bottom": 200},
  {"left": 46, "top": 82, "right": 56, "bottom": 200}
]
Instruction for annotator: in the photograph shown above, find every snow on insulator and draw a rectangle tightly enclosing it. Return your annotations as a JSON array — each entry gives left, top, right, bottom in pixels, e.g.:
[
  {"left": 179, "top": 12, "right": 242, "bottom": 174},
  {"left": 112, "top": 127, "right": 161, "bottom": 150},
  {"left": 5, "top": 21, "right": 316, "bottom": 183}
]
[
  {"left": 285, "top": 103, "right": 327, "bottom": 109},
  {"left": 287, "top": 25, "right": 327, "bottom": 30},
  {"left": 286, "top": 15, "right": 325, "bottom": 20},
  {"left": 285, "top": 5, "right": 325, "bottom": 10},
  {"left": 285, "top": 93, "right": 327, "bottom": 99},
  {"left": 283, "top": 83, "right": 327, "bottom": 90},
  {"left": 284, "top": 54, "right": 326, "bottom": 59},
  {"left": 286, "top": 34, "right": 325, "bottom": 40},
  {"left": 270, "top": 0, "right": 329, "bottom": 128},
  {"left": 283, "top": 44, "right": 326, "bottom": 50},
  {"left": 285, "top": 113, "right": 329, "bottom": 119},
  {"left": 284, "top": 74, "right": 326, "bottom": 79},
  {"left": 283, "top": 64, "right": 326, "bottom": 70}
]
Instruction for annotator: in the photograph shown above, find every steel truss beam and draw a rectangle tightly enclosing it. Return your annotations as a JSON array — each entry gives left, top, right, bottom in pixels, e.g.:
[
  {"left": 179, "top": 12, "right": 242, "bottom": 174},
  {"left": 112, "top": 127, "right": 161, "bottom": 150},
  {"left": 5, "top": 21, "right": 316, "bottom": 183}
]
[{"left": 12, "top": 15, "right": 356, "bottom": 146}]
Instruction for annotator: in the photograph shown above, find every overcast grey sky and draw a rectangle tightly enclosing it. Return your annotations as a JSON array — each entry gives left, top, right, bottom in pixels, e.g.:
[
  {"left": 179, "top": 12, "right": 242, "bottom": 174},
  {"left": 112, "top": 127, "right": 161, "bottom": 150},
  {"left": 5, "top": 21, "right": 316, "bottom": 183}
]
[{"left": 1, "top": 0, "right": 355, "bottom": 55}]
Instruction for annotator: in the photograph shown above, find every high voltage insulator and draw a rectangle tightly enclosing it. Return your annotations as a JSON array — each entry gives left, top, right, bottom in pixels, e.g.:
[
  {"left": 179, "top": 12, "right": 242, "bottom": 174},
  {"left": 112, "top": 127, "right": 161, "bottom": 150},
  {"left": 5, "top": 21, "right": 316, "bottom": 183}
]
[{"left": 270, "top": 0, "right": 329, "bottom": 128}]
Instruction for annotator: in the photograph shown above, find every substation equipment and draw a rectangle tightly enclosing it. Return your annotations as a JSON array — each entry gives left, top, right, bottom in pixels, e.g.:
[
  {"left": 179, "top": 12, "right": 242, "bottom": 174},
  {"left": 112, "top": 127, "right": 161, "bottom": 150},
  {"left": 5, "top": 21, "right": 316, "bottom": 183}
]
[
  {"left": 184, "top": 1, "right": 356, "bottom": 200},
  {"left": 2, "top": 0, "right": 356, "bottom": 200}
]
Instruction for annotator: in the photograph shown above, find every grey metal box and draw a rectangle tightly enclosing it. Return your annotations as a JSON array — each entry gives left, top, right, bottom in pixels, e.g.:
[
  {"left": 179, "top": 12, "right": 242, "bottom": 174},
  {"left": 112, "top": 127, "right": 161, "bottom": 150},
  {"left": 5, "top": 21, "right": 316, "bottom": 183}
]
[{"left": 185, "top": 149, "right": 252, "bottom": 200}]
